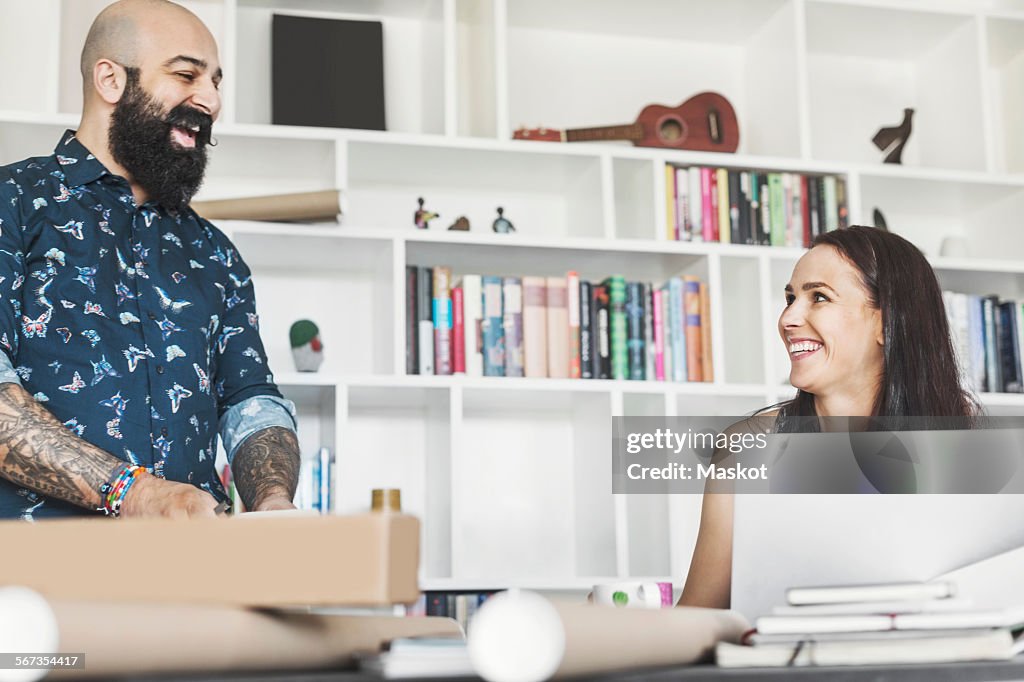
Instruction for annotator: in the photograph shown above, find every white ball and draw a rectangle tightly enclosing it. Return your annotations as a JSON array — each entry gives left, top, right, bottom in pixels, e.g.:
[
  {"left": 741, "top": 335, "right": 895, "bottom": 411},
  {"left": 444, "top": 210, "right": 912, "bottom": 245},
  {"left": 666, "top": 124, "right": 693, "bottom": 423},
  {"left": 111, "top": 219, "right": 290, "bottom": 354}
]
[
  {"left": 0, "top": 587, "right": 59, "bottom": 682},
  {"left": 468, "top": 590, "right": 565, "bottom": 682}
]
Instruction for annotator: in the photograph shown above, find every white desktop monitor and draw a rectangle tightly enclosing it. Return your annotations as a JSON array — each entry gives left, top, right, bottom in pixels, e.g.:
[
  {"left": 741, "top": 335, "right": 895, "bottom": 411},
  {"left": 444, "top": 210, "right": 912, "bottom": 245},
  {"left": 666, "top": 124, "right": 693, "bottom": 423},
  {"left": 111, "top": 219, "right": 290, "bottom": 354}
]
[{"left": 730, "top": 430, "right": 1024, "bottom": 621}]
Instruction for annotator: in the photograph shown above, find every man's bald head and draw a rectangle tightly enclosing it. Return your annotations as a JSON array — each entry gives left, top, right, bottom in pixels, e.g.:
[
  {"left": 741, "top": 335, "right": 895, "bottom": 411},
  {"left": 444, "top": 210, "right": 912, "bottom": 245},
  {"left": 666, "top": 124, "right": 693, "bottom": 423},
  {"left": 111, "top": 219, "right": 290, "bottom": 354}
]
[{"left": 80, "top": 0, "right": 211, "bottom": 91}]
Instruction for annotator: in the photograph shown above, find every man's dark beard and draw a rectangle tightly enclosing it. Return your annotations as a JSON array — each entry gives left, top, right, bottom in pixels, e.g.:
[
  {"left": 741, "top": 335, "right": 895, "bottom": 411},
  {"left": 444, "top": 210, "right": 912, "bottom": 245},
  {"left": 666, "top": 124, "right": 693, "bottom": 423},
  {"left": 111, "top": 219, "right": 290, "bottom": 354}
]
[{"left": 108, "top": 68, "right": 213, "bottom": 210}]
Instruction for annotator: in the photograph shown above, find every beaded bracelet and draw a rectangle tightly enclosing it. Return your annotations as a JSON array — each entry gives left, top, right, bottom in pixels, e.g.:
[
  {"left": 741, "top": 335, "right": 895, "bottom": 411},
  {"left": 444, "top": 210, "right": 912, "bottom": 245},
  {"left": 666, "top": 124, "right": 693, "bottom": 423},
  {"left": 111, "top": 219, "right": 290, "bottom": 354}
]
[{"left": 98, "top": 464, "right": 145, "bottom": 518}]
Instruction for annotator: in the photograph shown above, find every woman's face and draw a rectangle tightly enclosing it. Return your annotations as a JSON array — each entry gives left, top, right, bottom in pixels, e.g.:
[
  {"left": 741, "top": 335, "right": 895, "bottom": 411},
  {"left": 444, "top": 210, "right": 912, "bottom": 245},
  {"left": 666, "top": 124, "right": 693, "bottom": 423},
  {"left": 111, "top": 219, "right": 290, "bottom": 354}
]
[{"left": 778, "top": 245, "right": 884, "bottom": 398}]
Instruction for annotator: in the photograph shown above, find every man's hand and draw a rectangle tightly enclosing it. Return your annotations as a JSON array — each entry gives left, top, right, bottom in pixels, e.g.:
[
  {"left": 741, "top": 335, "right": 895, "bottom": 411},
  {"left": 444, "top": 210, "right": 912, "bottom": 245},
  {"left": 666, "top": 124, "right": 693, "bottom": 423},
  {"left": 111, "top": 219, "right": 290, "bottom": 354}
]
[
  {"left": 250, "top": 492, "right": 296, "bottom": 513},
  {"left": 120, "top": 471, "right": 220, "bottom": 519}
]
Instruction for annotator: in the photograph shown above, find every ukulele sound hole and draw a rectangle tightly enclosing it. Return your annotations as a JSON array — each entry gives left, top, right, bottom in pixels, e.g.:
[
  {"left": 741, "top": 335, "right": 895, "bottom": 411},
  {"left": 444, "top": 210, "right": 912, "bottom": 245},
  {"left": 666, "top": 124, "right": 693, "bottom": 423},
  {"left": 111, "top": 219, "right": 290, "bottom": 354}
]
[{"left": 658, "top": 117, "right": 685, "bottom": 142}]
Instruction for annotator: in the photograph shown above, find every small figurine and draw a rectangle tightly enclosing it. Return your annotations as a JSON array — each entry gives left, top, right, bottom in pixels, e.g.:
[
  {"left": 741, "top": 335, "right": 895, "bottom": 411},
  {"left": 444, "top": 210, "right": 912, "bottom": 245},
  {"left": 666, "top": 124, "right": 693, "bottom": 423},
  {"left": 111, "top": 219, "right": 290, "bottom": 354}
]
[
  {"left": 447, "top": 216, "right": 470, "bottom": 231},
  {"left": 414, "top": 197, "right": 439, "bottom": 229},
  {"left": 872, "top": 108, "right": 914, "bottom": 164},
  {"left": 289, "top": 319, "right": 324, "bottom": 372},
  {"left": 492, "top": 207, "right": 515, "bottom": 234}
]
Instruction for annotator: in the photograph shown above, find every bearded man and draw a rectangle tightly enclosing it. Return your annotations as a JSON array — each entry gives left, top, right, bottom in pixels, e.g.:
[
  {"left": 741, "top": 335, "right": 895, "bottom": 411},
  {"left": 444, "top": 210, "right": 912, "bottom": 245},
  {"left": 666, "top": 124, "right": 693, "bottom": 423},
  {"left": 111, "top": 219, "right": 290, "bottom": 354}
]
[{"left": 0, "top": 0, "right": 300, "bottom": 520}]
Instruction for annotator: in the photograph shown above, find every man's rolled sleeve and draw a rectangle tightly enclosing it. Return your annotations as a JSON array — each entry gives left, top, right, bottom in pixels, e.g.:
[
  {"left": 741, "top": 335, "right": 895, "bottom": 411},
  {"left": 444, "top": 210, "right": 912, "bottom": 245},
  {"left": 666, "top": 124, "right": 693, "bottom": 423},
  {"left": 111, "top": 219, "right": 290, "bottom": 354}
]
[
  {"left": 0, "top": 352, "right": 21, "bottom": 386},
  {"left": 219, "top": 395, "right": 297, "bottom": 465}
]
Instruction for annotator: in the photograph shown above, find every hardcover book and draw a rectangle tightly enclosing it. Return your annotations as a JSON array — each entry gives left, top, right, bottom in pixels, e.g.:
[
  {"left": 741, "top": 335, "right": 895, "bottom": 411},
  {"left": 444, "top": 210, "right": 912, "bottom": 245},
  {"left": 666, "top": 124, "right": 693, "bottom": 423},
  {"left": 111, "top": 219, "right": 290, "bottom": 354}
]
[
  {"left": 522, "top": 276, "right": 548, "bottom": 378},
  {"left": 481, "top": 276, "right": 505, "bottom": 376},
  {"left": 546, "top": 276, "right": 570, "bottom": 379},
  {"left": 503, "top": 277, "right": 525, "bottom": 377}
]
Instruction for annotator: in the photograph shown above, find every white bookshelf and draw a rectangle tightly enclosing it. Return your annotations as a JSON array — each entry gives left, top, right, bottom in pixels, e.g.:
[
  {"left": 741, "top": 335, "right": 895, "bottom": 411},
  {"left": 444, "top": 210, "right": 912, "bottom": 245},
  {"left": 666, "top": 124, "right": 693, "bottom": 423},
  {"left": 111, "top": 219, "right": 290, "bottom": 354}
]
[{"left": 1, "top": 0, "right": 1022, "bottom": 592}]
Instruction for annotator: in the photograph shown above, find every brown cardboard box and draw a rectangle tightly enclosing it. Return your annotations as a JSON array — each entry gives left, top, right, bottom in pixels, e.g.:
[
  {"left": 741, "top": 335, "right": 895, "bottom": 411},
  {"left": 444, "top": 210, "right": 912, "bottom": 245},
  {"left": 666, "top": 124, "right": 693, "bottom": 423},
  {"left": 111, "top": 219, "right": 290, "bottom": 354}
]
[{"left": 0, "top": 512, "right": 420, "bottom": 607}]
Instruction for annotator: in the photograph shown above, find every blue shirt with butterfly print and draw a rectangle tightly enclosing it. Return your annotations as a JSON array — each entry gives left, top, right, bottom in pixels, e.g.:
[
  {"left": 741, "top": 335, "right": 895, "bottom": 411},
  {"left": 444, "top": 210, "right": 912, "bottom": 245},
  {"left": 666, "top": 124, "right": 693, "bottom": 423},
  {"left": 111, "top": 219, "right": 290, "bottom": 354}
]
[{"left": 0, "top": 131, "right": 296, "bottom": 520}]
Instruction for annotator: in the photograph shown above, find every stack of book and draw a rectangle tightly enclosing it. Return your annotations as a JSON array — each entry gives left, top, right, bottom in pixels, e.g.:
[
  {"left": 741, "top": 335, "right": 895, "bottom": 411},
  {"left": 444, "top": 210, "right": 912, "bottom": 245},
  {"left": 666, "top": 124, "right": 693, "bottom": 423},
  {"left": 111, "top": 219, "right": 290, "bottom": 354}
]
[
  {"left": 406, "top": 267, "right": 713, "bottom": 382},
  {"left": 717, "top": 581, "right": 1024, "bottom": 668},
  {"left": 943, "top": 292, "right": 1023, "bottom": 394},
  {"left": 664, "top": 165, "right": 848, "bottom": 246},
  {"left": 358, "top": 637, "right": 472, "bottom": 679}
]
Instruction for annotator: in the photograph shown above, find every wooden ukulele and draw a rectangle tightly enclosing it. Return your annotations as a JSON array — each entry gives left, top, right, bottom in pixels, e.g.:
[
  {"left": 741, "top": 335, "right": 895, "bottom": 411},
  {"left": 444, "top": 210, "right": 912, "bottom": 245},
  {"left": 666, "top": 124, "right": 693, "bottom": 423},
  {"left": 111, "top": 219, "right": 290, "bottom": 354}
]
[{"left": 513, "top": 92, "right": 739, "bottom": 152}]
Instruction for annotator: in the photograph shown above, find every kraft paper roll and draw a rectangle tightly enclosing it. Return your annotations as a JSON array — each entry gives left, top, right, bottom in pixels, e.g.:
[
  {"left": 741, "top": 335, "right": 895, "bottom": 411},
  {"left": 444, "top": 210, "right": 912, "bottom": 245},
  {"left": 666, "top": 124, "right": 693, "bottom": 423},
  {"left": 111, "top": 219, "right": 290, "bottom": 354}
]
[
  {"left": 468, "top": 590, "right": 749, "bottom": 682},
  {"left": 0, "top": 590, "right": 460, "bottom": 679},
  {"left": 190, "top": 189, "right": 345, "bottom": 222}
]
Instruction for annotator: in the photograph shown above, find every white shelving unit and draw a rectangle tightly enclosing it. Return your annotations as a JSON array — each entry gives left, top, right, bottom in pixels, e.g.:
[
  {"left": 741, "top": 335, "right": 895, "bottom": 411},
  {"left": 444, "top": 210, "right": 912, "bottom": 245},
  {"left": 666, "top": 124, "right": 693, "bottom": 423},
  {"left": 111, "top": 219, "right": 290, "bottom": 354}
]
[{"left": 1, "top": 0, "right": 1023, "bottom": 592}]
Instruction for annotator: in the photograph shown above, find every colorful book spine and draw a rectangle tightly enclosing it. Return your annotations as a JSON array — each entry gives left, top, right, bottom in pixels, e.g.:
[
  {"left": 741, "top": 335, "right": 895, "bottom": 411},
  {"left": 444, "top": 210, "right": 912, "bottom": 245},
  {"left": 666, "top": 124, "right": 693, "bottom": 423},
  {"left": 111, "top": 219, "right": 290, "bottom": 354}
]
[
  {"left": 700, "top": 168, "right": 713, "bottom": 242},
  {"left": 998, "top": 301, "right": 1021, "bottom": 392},
  {"left": 823, "top": 175, "right": 838, "bottom": 233},
  {"left": 318, "top": 446, "right": 332, "bottom": 514},
  {"left": 738, "top": 171, "right": 751, "bottom": 245},
  {"left": 684, "top": 276, "right": 703, "bottom": 382},
  {"left": 452, "top": 286, "right": 465, "bottom": 374},
  {"left": 522, "top": 276, "right": 548, "bottom": 378},
  {"left": 782, "top": 173, "right": 794, "bottom": 247},
  {"left": 405, "top": 266, "right": 418, "bottom": 375},
  {"left": 605, "top": 276, "right": 628, "bottom": 380},
  {"left": 790, "top": 173, "right": 803, "bottom": 248},
  {"left": 700, "top": 281, "right": 714, "bottom": 382},
  {"left": 967, "top": 294, "right": 986, "bottom": 392},
  {"left": 462, "top": 275, "right": 483, "bottom": 376},
  {"left": 665, "top": 164, "right": 677, "bottom": 240},
  {"left": 481, "top": 275, "right": 504, "bottom": 376},
  {"left": 417, "top": 266, "right": 434, "bottom": 375},
  {"left": 594, "top": 283, "right": 611, "bottom": 380},
  {"left": 432, "top": 267, "right": 453, "bottom": 375},
  {"left": 567, "top": 271, "right": 581, "bottom": 379},
  {"left": 769, "top": 173, "right": 785, "bottom": 247},
  {"left": 546, "top": 276, "right": 569, "bottom": 379},
  {"left": 716, "top": 167, "right": 730, "bottom": 245},
  {"left": 759, "top": 175, "right": 771, "bottom": 246},
  {"left": 808, "top": 176, "right": 821, "bottom": 240},
  {"left": 669, "top": 277, "right": 686, "bottom": 382},
  {"left": 579, "top": 280, "right": 594, "bottom": 379},
  {"left": 660, "top": 284, "right": 672, "bottom": 382},
  {"left": 689, "top": 166, "right": 703, "bottom": 242},
  {"left": 800, "top": 175, "right": 811, "bottom": 247},
  {"left": 652, "top": 287, "right": 665, "bottom": 381},
  {"left": 836, "top": 176, "right": 849, "bottom": 229},
  {"left": 626, "top": 281, "right": 645, "bottom": 380},
  {"left": 749, "top": 172, "right": 762, "bottom": 246},
  {"left": 643, "top": 282, "right": 655, "bottom": 381},
  {"left": 503, "top": 277, "right": 524, "bottom": 377},
  {"left": 676, "top": 167, "right": 691, "bottom": 241},
  {"left": 709, "top": 168, "right": 720, "bottom": 242},
  {"left": 983, "top": 295, "right": 1001, "bottom": 392}
]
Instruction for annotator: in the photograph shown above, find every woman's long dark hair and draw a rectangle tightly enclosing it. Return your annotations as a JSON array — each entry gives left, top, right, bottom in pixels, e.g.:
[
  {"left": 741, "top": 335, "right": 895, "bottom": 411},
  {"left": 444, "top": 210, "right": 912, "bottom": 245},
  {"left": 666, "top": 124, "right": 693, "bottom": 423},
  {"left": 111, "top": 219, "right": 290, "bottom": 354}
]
[{"left": 774, "top": 226, "right": 978, "bottom": 420}]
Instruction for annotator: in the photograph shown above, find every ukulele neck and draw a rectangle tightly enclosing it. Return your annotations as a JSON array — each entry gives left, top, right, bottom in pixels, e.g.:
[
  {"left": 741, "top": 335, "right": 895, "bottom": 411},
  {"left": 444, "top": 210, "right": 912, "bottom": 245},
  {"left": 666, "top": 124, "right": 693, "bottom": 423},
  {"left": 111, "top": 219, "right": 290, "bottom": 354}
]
[{"left": 564, "top": 124, "right": 643, "bottom": 143}]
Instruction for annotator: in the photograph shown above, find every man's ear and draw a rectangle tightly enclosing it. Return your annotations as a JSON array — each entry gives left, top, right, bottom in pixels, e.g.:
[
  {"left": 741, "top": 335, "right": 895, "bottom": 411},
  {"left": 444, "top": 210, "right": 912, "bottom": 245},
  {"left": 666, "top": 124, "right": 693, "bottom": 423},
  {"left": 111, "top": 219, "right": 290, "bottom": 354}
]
[{"left": 93, "top": 59, "right": 128, "bottom": 105}]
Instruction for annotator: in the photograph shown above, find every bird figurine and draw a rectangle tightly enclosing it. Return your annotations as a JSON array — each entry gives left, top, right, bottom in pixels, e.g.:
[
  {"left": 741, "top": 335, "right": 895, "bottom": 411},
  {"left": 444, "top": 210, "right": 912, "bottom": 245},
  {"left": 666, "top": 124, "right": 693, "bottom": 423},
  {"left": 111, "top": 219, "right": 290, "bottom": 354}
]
[
  {"left": 492, "top": 207, "right": 515, "bottom": 234},
  {"left": 414, "top": 197, "right": 439, "bottom": 229},
  {"left": 289, "top": 319, "right": 324, "bottom": 372},
  {"left": 872, "top": 108, "right": 914, "bottom": 164}
]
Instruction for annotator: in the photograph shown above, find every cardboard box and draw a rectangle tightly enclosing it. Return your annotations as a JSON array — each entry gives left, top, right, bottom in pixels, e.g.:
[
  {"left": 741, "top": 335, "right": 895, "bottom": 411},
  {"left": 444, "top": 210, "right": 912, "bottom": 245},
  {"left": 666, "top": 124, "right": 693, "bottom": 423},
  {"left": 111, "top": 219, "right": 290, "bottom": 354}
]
[{"left": 0, "top": 512, "right": 420, "bottom": 607}]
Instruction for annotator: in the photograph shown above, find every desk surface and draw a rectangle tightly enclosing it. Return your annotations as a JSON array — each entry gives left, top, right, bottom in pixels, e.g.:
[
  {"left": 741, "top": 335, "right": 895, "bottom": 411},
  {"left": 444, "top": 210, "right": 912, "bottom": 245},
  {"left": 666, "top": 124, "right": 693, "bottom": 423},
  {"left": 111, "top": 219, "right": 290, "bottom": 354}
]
[{"left": 109, "top": 657, "right": 1024, "bottom": 682}]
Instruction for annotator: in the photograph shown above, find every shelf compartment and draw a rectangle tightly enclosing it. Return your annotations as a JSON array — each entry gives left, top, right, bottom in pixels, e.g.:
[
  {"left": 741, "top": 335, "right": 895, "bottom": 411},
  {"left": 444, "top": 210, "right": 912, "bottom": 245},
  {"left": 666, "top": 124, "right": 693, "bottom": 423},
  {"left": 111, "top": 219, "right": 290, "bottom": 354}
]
[
  {"left": 613, "top": 158, "right": 658, "bottom": 241},
  {"left": 455, "top": 0, "right": 498, "bottom": 138},
  {"left": 504, "top": 0, "right": 801, "bottom": 158},
  {"left": 453, "top": 389, "right": 615, "bottom": 580},
  {"left": 346, "top": 140, "right": 606, "bottom": 238},
  {"left": 804, "top": 2, "right": 985, "bottom": 170},
  {"left": 858, "top": 174, "right": 1024, "bottom": 260},
  {"left": 230, "top": 231, "right": 395, "bottom": 377},
  {"left": 619, "top": 392, "right": 672, "bottom": 578},
  {"left": 986, "top": 16, "right": 1024, "bottom": 173},
  {"left": 340, "top": 384, "right": 452, "bottom": 577},
  {"left": 233, "top": 0, "right": 446, "bottom": 134},
  {"left": 719, "top": 256, "right": 766, "bottom": 385}
]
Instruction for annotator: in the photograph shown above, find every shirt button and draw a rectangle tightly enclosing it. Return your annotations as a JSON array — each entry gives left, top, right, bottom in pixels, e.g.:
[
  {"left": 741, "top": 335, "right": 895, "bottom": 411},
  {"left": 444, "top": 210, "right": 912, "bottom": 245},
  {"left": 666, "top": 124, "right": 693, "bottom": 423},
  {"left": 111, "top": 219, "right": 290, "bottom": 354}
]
[
  {"left": 156, "top": 365, "right": 165, "bottom": 374},
  {"left": 147, "top": 312, "right": 157, "bottom": 320}
]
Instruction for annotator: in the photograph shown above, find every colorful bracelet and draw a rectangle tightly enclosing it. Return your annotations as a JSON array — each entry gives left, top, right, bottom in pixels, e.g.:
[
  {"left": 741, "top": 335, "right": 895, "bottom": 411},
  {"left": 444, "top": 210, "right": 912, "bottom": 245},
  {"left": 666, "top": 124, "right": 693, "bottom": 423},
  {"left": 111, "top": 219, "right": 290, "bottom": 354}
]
[{"left": 98, "top": 464, "right": 145, "bottom": 518}]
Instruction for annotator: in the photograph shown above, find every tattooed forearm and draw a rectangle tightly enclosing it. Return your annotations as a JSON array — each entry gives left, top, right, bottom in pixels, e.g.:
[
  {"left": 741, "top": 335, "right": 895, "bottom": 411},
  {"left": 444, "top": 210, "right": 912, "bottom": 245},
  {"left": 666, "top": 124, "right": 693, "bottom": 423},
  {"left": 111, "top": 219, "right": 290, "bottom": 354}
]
[
  {"left": 0, "top": 382, "right": 124, "bottom": 509},
  {"left": 231, "top": 427, "right": 300, "bottom": 511}
]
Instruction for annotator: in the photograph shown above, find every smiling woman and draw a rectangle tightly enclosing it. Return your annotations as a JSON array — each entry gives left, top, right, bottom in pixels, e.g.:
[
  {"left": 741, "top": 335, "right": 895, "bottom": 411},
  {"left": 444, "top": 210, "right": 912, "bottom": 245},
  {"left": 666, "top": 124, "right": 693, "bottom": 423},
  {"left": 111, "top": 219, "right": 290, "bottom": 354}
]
[{"left": 677, "top": 225, "right": 979, "bottom": 610}]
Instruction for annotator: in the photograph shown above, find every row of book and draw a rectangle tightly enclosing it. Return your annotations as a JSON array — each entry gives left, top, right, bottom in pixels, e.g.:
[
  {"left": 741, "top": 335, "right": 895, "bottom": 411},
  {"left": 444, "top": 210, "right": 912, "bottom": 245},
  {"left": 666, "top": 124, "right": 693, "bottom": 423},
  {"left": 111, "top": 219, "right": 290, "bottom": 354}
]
[
  {"left": 406, "top": 267, "right": 714, "bottom": 382},
  {"left": 717, "top": 581, "right": 1024, "bottom": 668},
  {"left": 665, "top": 165, "right": 849, "bottom": 247},
  {"left": 944, "top": 293, "right": 1023, "bottom": 394}
]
